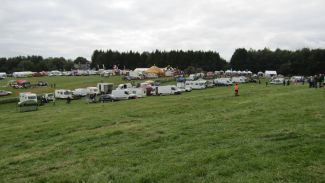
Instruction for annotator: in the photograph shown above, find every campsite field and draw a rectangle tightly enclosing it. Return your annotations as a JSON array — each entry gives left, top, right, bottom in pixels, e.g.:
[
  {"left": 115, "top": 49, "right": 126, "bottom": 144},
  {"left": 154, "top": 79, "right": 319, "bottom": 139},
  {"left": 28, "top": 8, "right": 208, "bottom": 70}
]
[{"left": 0, "top": 80, "right": 325, "bottom": 182}]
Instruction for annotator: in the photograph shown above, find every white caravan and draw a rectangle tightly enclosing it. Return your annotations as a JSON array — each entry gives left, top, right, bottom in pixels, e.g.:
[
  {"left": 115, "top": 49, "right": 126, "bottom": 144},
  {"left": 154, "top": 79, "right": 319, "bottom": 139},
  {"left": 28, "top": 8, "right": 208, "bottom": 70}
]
[
  {"left": 214, "top": 78, "right": 233, "bottom": 86},
  {"left": 87, "top": 87, "right": 100, "bottom": 95},
  {"left": 48, "top": 70, "right": 62, "bottom": 76},
  {"left": 19, "top": 92, "right": 37, "bottom": 104},
  {"left": 152, "top": 85, "right": 181, "bottom": 96},
  {"left": 0, "top": 72, "right": 7, "bottom": 79},
  {"left": 231, "top": 77, "right": 246, "bottom": 83},
  {"left": 72, "top": 88, "right": 88, "bottom": 96},
  {"left": 13, "top": 71, "right": 33, "bottom": 78},
  {"left": 55, "top": 89, "right": 73, "bottom": 99},
  {"left": 185, "top": 80, "right": 207, "bottom": 89},
  {"left": 97, "top": 83, "right": 114, "bottom": 94},
  {"left": 176, "top": 82, "right": 192, "bottom": 92}
]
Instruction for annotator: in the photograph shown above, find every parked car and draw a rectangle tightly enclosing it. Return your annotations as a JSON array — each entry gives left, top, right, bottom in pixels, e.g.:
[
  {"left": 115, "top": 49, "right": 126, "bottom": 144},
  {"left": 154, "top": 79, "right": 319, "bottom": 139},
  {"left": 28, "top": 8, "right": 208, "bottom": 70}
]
[
  {"left": 0, "top": 90, "right": 12, "bottom": 96},
  {"left": 37, "top": 81, "right": 48, "bottom": 87},
  {"left": 270, "top": 78, "right": 285, "bottom": 85}
]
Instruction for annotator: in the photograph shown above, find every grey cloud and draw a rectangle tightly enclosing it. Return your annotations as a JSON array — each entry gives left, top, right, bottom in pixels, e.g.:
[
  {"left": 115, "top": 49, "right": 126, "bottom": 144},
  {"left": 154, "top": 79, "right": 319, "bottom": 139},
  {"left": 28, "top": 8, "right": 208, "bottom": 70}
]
[{"left": 0, "top": 0, "right": 325, "bottom": 60}]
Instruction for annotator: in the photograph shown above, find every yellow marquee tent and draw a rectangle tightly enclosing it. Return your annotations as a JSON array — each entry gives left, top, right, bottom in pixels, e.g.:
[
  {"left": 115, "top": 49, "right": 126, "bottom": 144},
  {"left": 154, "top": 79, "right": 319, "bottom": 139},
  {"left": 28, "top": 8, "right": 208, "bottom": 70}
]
[{"left": 144, "top": 66, "right": 164, "bottom": 76}]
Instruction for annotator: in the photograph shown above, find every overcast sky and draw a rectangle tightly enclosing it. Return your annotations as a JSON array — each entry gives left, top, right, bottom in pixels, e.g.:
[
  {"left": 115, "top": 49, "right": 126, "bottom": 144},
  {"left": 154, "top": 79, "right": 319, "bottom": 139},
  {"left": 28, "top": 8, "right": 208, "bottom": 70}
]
[{"left": 1, "top": 0, "right": 325, "bottom": 61}]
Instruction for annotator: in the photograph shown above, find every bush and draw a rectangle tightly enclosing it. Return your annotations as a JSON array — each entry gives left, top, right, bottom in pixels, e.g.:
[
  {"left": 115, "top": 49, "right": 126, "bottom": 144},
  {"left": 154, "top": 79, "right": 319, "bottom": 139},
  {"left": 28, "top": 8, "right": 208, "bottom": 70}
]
[{"left": 0, "top": 97, "right": 18, "bottom": 104}]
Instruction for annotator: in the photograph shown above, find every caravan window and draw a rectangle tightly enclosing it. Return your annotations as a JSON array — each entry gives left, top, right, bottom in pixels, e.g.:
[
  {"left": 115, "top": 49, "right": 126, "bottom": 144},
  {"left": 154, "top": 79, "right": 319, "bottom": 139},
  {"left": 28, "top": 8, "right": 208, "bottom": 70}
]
[
  {"left": 124, "top": 91, "right": 129, "bottom": 95},
  {"left": 28, "top": 96, "right": 36, "bottom": 100},
  {"left": 64, "top": 91, "right": 71, "bottom": 95},
  {"left": 171, "top": 87, "right": 176, "bottom": 90}
]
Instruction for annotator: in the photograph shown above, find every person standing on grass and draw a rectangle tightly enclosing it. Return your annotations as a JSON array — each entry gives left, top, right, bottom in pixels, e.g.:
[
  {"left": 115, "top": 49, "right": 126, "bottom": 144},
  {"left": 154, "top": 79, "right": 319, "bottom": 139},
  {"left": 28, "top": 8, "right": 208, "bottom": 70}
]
[{"left": 234, "top": 83, "right": 239, "bottom": 96}]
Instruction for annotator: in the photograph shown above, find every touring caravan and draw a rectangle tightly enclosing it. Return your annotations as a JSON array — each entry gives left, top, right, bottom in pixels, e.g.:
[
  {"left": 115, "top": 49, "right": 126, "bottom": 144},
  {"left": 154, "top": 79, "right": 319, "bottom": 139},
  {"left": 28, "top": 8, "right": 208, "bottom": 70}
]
[
  {"left": 185, "top": 80, "right": 207, "bottom": 89},
  {"left": 13, "top": 71, "right": 33, "bottom": 78},
  {"left": 97, "top": 83, "right": 114, "bottom": 94},
  {"left": 231, "top": 77, "right": 246, "bottom": 83},
  {"left": 55, "top": 89, "right": 73, "bottom": 99},
  {"left": 152, "top": 85, "right": 181, "bottom": 96}
]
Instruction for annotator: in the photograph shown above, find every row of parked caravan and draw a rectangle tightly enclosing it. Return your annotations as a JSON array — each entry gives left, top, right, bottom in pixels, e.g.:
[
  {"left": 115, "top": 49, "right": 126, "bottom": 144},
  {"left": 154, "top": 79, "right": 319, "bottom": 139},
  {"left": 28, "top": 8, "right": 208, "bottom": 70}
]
[{"left": 16, "top": 76, "right": 249, "bottom": 112}]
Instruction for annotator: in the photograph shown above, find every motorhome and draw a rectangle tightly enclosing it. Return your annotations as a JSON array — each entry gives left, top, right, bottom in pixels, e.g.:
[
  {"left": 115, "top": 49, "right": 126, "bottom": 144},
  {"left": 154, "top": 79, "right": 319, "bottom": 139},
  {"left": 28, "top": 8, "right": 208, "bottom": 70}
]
[
  {"left": 18, "top": 92, "right": 38, "bottom": 112},
  {"left": 72, "top": 88, "right": 88, "bottom": 96},
  {"left": 176, "top": 82, "right": 192, "bottom": 92},
  {"left": 86, "top": 87, "right": 100, "bottom": 95},
  {"left": 19, "top": 92, "right": 37, "bottom": 104},
  {"left": 152, "top": 85, "right": 181, "bottom": 96},
  {"left": 97, "top": 83, "right": 114, "bottom": 94},
  {"left": 55, "top": 89, "right": 73, "bottom": 99},
  {"left": 185, "top": 80, "right": 207, "bottom": 89},
  {"left": 214, "top": 78, "right": 233, "bottom": 86}
]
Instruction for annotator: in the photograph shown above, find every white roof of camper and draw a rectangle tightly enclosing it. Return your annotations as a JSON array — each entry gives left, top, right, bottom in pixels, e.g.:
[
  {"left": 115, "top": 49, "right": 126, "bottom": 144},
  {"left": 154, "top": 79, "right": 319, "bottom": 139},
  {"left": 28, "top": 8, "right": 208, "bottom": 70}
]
[{"left": 265, "top": 70, "right": 277, "bottom": 75}]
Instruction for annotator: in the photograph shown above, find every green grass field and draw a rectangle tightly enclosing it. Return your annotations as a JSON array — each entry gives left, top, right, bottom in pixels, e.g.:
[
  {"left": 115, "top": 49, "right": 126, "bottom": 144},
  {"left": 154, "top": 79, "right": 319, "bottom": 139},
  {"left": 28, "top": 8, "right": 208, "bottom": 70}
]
[{"left": 0, "top": 77, "right": 325, "bottom": 182}]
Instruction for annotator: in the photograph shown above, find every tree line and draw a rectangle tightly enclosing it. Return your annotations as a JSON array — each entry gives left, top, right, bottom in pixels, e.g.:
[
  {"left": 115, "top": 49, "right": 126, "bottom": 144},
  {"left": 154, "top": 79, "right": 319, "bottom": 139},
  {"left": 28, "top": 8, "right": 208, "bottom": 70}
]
[
  {"left": 0, "top": 56, "right": 89, "bottom": 73},
  {"left": 230, "top": 48, "right": 325, "bottom": 76},
  {"left": 1, "top": 48, "right": 325, "bottom": 75},
  {"left": 90, "top": 50, "right": 228, "bottom": 71}
]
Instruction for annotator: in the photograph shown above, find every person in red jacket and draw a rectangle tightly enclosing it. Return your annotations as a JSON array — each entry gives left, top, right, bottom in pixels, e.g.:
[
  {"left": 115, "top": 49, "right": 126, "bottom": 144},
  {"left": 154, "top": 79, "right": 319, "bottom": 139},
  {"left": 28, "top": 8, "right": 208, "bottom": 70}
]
[{"left": 234, "top": 83, "right": 239, "bottom": 96}]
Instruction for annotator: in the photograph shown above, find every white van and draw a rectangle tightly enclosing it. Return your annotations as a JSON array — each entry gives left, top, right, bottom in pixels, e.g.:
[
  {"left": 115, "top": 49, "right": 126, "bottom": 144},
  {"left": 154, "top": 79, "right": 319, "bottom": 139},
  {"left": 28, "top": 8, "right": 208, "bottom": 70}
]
[
  {"left": 185, "top": 80, "right": 207, "bottom": 89},
  {"left": 55, "top": 89, "right": 73, "bottom": 99},
  {"left": 110, "top": 89, "right": 137, "bottom": 100},
  {"left": 152, "top": 85, "right": 181, "bottom": 96}
]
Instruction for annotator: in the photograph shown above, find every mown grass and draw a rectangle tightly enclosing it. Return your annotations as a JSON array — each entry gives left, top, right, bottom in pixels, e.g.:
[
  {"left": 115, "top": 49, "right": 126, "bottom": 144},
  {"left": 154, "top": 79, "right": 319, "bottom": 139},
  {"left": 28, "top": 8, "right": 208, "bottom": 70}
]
[{"left": 0, "top": 82, "right": 324, "bottom": 182}]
